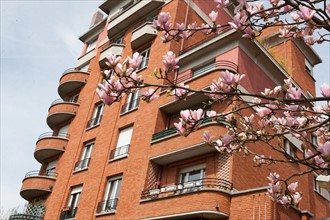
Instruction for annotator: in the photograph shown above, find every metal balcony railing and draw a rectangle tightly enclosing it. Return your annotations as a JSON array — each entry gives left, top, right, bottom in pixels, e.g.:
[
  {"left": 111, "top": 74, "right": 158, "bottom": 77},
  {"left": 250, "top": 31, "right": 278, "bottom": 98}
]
[
  {"left": 60, "top": 207, "right": 77, "bottom": 220},
  {"left": 96, "top": 199, "right": 118, "bottom": 213},
  {"left": 86, "top": 116, "right": 102, "bottom": 129},
  {"left": 74, "top": 158, "right": 91, "bottom": 171},
  {"left": 109, "top": 144, "right": 130, "bottom": 160},
  {"left": 120, "top": 98, "right": 140, "bottom": 114},
  {"left": 141, "top": 178, "right": 233, "bottom": 200},
  {"left": 38, "top": 132, "right": 70, "bottom": 140},
  {"left": 24, "top": 170, "right": 58, "bottom": 178},
  {"left": 151, "top": 118, "right": 213, "bottom": 142},
  {"left": 9, "top": 214, "right": 43, "bottom": 220},
  {"left": 176, "top": 60, "right": 238, "bottom": 85},
  {"left": 62, "top": 67, "right": 90, "bottom": 76},
  {"left": 50, "top": 98, "right": 79, "bottom": 106}
]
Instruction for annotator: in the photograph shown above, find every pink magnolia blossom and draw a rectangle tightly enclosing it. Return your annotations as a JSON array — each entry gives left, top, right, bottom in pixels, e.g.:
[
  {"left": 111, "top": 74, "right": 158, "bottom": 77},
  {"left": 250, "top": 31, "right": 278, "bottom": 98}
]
[
  {"left": 288, "top": 182, "right": 298, "bottom": 192},
  {"left": 222, "top": 134, "right": 233, "bottom": 145},
  {"left": 228, "top": 14, "right": 243, "bottom": 30},
  {"left": 267, "top": 172, "right": 279, "bottom": 183},
  {"left": 209, "top": 11, "right": 218, "bottom": 22},
  {"left": 162, "top": 51, "right": 179, "bottom": 73},
  {"left": 106, "top": 53, "right": 122, "bottom": 67},
  {"left": 256, "top": 107, "right": 272, "bottom": 118},
  {"left": 317, "top": 142, "right": 330, "bottom": 159},
  {"left": 320, "top": 83, "right": 330, "bottom": 97},
  {"left": 153, "top": 12, "right": 171, "bottom": 29},
  {"left": 253, "top": 155, "right": 266, "bottom": 166},
  {"left": 242, "top": 27, "right": 254, "bottom": 39},
  {"left": 267, "top": 181, "right": 281, "bottom": 198},
  {"left": 297, "top": 5, "right": 316, "bottom": 21},
  {"left": 292, "top": 192, "right": 302, "bottom": 205},
  {"left": 305, "top": 149, "right": 314, "bottom": 159},
  {"left": 314, "top": 156, "right": 328, "bottom": 168},
  {"left": 128, "top": 52, "right": 143, "bottom": 69},
  {"left": 214, "top": 0, "right": 230, "bottom": 8},
  {"left": 174, "top": 120, "right": 185, "bottom": 135},
  {"left": 190, "top": 109, "right": 204, "bottom": 121},
  {"left": 279, "top": 195, "right": 291, "bottom": 206},
  {"left": 141, "top": 89, "right": 159, "bottom": 102},
  {"left": 171, "top": 83, "right": 189, "bottom": 100},
  {"left": 287, "top": 87, "right": 301, "bottom": 100},
  {"left": 202, "top": 131, "right": 215, "bottom": 144},
  {"left": 206, "top": 110, "right": 217, "bottom": 118}
]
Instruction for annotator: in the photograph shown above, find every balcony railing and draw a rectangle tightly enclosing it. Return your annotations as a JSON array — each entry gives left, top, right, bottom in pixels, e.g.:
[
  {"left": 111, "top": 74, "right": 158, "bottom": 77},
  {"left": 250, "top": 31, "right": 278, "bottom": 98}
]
[
  {"left": 50, "top": 98, "right": 79, "bottom": 106},
  {"left": 141, "top": 178, "right": 233, "bottom": 200},
  {"left": 24, "top": 170, "right": 57, "bottom": 179},
  {"left": 96, "top": 199, "right": 118, "bottom": 213},
  {"left": 74, "top": 158, "right": 91, "bottom": 171},
  {"left": 38, "top": 132, "right": 70, "bottom": 140},
  {"left": 9, "top": 214, "right": 43, "bottom": 220},
  {"left": 151, "top": 118, "right": 213, "bottom": 142},
  {"left": 109, "top": 144, "right": 130, "bottom": 160},
  {"left": 120, "top": 98, "right": 140, "bottom": 114},
  {"left": 60, "top": 207, "right": 77, "bottom": 220},
  {"left": 176, "top": 60, "right": 238, "bottom": 85},
  {"left": 62, "top": 67, "right": 90, "bottom": 76},
  {"left": 86, "top": 116, "right": 102, "bottom": 129},
  {"left": 151, "top": 127, "right": 177, "bottom": 142}
]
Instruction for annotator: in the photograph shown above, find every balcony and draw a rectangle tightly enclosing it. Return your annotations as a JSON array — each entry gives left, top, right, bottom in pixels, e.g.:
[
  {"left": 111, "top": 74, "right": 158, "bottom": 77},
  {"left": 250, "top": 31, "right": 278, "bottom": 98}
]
[
  {"left": 107, "top": 0, "right": 164, "bottom": 38},
  {"left": 131, "top": 21, "right": 157, "bottom": 49},
  {"left": 99, "top": 41, "right": 125, "bottom": 69},
  {"left": 96, "top": 199, "right": 118, "bottom": 214},
  {"left": 20, "top": 171, "right": 57, "bottom": 201},
  {"left": 73, "top": 158, "right": 91, "bottom": 172},
  {"left": 47, "top": 99, "right": 79, "bottom": 130},
  {"left": 176, "top": 60, "right": 238, "bottom": 85},
  {"left": 58, "top": 68, "right": 89, "bottom": 99},
  {"left": 109, "top": 144, "right": 130, "bottom": 161},
  {"left": 9, "top": 214, "right": 43, "bottom": 220},
  {"left": 141, "top": 178, "right": 232, "bottom": 200},
  {"left": 34, "top": 132, "right": 69, "bottom": 163},
  {"left": 120, "top": 98, "right": 140, "bottom": 114},
  {"left": 140, "top": 178, "right": 231, "bottom": 219},
  {"left": 60, "top": 207, "right": 77, "bottom": 220}
]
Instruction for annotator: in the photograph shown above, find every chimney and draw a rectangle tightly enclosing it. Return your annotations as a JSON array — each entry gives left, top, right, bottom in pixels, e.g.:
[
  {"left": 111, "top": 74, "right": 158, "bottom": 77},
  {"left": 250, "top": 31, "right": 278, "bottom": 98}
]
[{"left": 89, "top": 11, "right": 103, "bottom": 28}]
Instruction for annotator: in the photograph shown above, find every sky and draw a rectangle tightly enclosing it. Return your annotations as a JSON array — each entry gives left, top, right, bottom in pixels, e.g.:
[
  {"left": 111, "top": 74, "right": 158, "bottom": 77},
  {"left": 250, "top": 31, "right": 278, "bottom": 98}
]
[
  {"left": 1, "top": 0, "right": 102, "bottom": 214},
  {"left": 0, "top": 0, "right": 329, "bottom": 216}
]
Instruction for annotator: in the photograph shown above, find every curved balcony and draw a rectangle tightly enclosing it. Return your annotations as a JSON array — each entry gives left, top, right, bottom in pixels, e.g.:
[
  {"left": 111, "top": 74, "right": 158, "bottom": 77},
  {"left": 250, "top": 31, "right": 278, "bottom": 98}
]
[
  {"left": 140, "top": 178, "right": 232, "bottom": 219},
  {"left": 47, "top": 99, "right": 79, "bottom": 130},
  {"left": 9, "top": 214, "right": 43, "bottom": 220},
  {"left": 34, "top": 132, "right": 69, "bottom": 163},
  {"left": 58, "top": 68, "right": 89, "bottom": 99},
  {"left": 20, "top": 171, "right": 57, "bottom": 201}
]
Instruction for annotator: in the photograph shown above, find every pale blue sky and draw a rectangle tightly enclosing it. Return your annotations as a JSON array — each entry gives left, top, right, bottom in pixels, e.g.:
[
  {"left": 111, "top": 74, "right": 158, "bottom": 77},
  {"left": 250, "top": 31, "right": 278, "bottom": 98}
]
[
  {"left": 1, "top": 0, "right": 102, "bottom": 213},
  {"left": 0, "top": 0, "right": 329, "bottom": 215}
]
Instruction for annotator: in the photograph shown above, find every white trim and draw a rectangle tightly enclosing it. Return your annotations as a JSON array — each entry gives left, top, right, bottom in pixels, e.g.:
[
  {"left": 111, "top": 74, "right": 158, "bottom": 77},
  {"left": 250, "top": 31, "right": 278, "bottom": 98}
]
[{"left": 141, "top": 210, "right": 228, "bottom": 220}]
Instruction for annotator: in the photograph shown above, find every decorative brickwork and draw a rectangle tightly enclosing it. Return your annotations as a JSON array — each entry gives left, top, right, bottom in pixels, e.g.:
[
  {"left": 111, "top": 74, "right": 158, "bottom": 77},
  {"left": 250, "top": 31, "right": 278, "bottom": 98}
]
[
  {"left": 146, "top": 162, "right": 160, "bottom": 190},
  {"left": 217, "top": 153, "right": 230, "bottom": 181}
]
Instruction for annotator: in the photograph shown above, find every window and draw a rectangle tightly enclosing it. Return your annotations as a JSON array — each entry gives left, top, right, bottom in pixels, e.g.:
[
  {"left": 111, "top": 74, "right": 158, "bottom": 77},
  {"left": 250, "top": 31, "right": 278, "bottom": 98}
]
[
  {"left": 311, "top": 134, "right": 318, "bottom": 147},
  {"left": 284, "top": 139, "right": 296, "bottom": 158},
  {"left": 69, "top": 94, "right": 79, "bottom": 103},
  {"left": 86, "top": 40, "right": 97, "bottom": 53},
  {"left": 97, "top": 176, "right": 122, "bottom": 213},
  {"left": 137, "top": 48, "right": 150, "bottom": 71},
  {"left": 74, "top": 142, "right": 93, "bottom": 171},
  {"left": 87, "top": 103, "right": 104, "bottom": 128},
  {"left": 314, "top": 174, "right": 330, "bottom": 200},
  {"left": 305, "top": 59, "right": 313, "bottom": 76},
  {"left": 110, "top": 126, "right": 133, "bottom": 160},
  {"left": 121, "top": 90, "right": 140, "bottom": 113},
  {"left": 179, "top": 164, "right": 205, "bottom": 188},
  {"left": 61, "top": 186, "right": 82, "bottom": 219},
  {"left": 45, "top": 160, "right": 58, "bottom": 176}
]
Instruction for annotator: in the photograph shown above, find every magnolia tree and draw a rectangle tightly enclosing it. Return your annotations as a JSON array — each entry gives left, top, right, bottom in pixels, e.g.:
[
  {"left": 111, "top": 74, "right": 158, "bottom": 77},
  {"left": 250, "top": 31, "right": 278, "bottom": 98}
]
[{"left": 96, "top": 0, "right": 330, "bottom": 208}]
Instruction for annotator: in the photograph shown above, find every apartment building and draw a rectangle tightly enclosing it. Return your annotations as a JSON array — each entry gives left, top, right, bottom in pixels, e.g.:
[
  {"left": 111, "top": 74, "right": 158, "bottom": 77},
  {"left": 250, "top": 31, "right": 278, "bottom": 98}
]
[{"left": 12, "top": 0, "right": 329, "bottom": 219}]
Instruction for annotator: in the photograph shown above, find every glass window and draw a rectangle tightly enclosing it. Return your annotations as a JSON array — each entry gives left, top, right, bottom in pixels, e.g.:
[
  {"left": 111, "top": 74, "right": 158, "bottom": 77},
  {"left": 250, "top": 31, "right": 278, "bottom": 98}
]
[
  {"left": 121, "top": 90, "right": 140, "bottom": 113},
  {"left": 284, "top": 139, "right": 296, "bottom": 158},
  {"left": 137, "top": 48, "right": 150, "bottom": 71},
  {"left": 45, "top": 160, "right": 58, "bottom": 176},
  {"left": 74, "top": 142, "right": 93, "bottom": 171},
  {"left": 98, "top": 176, "right": 122, "bottom": 213},
  {"left": 61, "top": 186, "right": 82, "bottom": 219},
  {"left": 87, "top": 103, "right": 104, "bottom": 128},
  {"left": 179, "top": 164, "right": 206, "bottom": 188},
  {"left": 86, "top": 40, "right": 97, "bottom": 53},
  {"left": 111, "top": 126, "right": 133, "bottom": 159}
]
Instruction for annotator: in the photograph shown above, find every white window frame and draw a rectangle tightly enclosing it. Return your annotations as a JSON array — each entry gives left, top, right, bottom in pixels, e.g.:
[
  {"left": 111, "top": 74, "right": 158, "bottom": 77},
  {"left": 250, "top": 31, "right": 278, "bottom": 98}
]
[
  {"left": 313, "top": 173, "right": 330, "bottom": 200},
  {"left": 67, "top": 186, "right": 82, "bottom": 209},
  {"left": 75, "top": 142, "right": 94, "bottom": 171},
  {"left": 137, "top": 48, "right": 150, "bottom": 71},
  {"left": 284, "top": 139, "right": 295, "bottom": 158},
  {"left": 46, "top": 160, "right": 58, "bottom": 176},
  {"left": 93, "top": 103, "right": 104, "bottom": 126},
  {"left": 179, "top": 164, "right": 206, "bottom": 188},
  {"left": 114, "top": 126, "right": 133, "bottom": 158},
  {"left": 102, "top": 176, "right": 122, "bottom": 212},
  {"left": 125, "top": 89, "right": 140, "bottom": 113}
]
